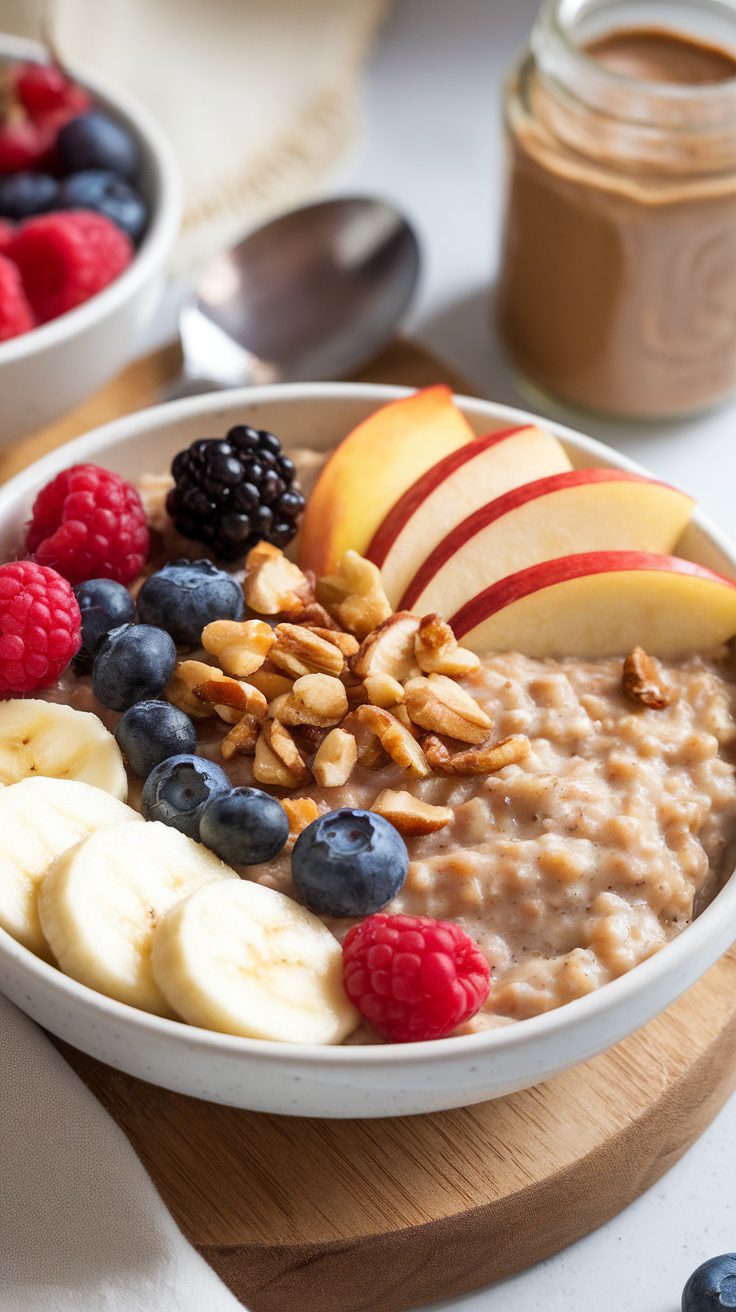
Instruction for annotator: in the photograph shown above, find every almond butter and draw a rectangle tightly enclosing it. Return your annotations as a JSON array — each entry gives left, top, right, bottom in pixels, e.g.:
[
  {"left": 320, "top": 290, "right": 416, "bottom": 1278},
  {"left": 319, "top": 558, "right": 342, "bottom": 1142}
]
[
  {"left": 415, "top": 613, "right": 481, "bottom": 677},
  {"left": 404, "top": 673, "right": 492, "bottom": 744},
  {"left": 312, "top": 727, "right": 358, "bottom": 787},
  {"left": 201, "top": 618, "right": 275, "bottom": 678},
  {"left": 371, "top": 788, "right": 453, "bottom": 836}
]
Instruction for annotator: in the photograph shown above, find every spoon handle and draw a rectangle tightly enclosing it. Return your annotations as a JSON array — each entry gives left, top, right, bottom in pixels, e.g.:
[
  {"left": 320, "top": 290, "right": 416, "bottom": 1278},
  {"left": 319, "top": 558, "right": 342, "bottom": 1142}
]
[{"left": 160, "top": 373, "right": 233, "bottom": 403}]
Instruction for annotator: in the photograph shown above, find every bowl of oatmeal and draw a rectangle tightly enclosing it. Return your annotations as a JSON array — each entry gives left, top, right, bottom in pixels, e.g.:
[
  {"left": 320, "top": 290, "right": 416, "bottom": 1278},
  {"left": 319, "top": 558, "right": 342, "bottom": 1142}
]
[{"left": 0, "top": 381, "right": 735, "bottom": 1118}]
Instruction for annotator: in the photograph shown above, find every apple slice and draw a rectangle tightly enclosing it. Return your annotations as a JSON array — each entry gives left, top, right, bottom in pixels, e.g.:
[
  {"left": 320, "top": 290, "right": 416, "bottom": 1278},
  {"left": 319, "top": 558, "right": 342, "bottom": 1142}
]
[
  {"left": 367, "top": 423, "right": 571, "bottom": 606},
  {"left": 450, "top": 551, "right": 736, "bottom": 658},
  {"left": 401, "top": 468, "right": 694, "bottom": 613},
  {"left": 298, "top": 386, "right": 475, "bottom": 575}
]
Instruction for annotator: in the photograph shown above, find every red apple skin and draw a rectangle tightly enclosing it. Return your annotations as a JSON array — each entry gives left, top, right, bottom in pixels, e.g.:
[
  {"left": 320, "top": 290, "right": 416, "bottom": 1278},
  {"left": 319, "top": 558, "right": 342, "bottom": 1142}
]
[
  {"left": 365, "top": 424, "right": 528, "bottom": 569},
  {"left": 399, "top": 468, "right": 691, "bottom": 611},
  {"left": 449, "top": 551, "right": 736, "bottom": 639}
]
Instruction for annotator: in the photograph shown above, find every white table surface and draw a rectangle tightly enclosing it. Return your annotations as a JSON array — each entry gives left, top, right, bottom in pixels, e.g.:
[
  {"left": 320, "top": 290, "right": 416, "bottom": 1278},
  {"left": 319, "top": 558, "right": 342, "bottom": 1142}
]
[
  {"left": 130, "top": 2, "right": 736, "bottom": 1309},
  {"left": 332, "top": 3, "right": 736, "bottom": 1310}
]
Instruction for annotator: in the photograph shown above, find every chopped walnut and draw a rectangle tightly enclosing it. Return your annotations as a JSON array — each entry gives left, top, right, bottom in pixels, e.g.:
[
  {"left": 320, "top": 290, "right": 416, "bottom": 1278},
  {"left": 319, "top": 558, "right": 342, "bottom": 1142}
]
[
  {"left": 201, "top": 618, "right": 275, "bottom": 678},
  {"left": 253, "top": 718, "right": 310, "bottom": 787},
  {"left": 364, "top": 672, "right": 405, "bottom": 708},
  {"left": 349, "top": 611, "right": 420, "bottom": 682},
  {"left": 350, "top": 704, "right": 430, "bottom": 778},
  {"left": 165, "top": 660, "right": 221, "bottom": 718},
  {"left": 316, "top": 550, "right": 392, "bottom": 637},
  {"left": 243, "top": 542, "right": 310, "bottom": 615},
  {"left": 248, "top": 666, "right": 294, "bottom": 701},
  {"left": 194, "top": 677, "right": 268, "bottom": 725},
  {"left": 220, "top": 714, "right": 260, "bottom": 759},
  {"left": 404, "top": 673, "right": 492, "bottom": 744},
  {"left": 288, "top": 601, "right": 338, "bottom": 630},
  {"left": 371, "top": 788, "right": 453, "bottom": 836},
  {"left": 423, "top": 732, "right": 530, "bottom": 775},
  {"left": 269, "top": 623, "right": 345, "bottom": 678},
  {"left": 282, "top": 796, "right": 320, "bottom": 848},
  {"left": 414, "top": 614, "right": 481, "bottom": 677},
  {"left": 277, "top": 673, "right": 348, "bottom": 728},
  {"left": 623, "top": 646, "right": 671, "bottom": 709},
  {"left": 307, "top": 627, "right": 360, "bottom": 657},
  {"left": 312, "top": 727, "right": 358, "bottom": 787}
]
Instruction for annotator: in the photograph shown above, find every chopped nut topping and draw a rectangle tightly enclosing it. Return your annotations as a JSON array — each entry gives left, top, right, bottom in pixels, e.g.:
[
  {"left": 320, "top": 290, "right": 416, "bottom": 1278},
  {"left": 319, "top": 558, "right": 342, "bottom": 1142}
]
[
  {"left": 349, "top": 611, "right": 421, "bottom": 682},
  {"left": 364, "top": 672, "right": 405, "bottom": 708},
  {"left": 194, "top": 677, "right": 268, "bottom": 725},
  {"left": 404, "top": 673, "right": 492, "bottom": 744},
  {"left": 220, "top": 714, "right": 260, "bottom": 760},
  {"left": 415, "top": 613, "right": 481, "bottom": 678},
  {"left": 312, "top": 727, "right": 358, "bottom": 787},
  {"left": 307, "top": 627, "right": 360, "bottom": 657},
  {"left": 253, "top": 718, "right": 310, "bottom": 787},
  {"left": 316, "top": 550, "right": 392, "bottom": 637},
  {"left": 165, "top": 660, "right": 221, "bottom": 718},
  {"left": 371, "top": 788, "right": 453, "bottom": 836},
  {"left": 244, "top": 541, "right": 310, "bottom": 615},
  {"left": 288, "top": 601, "right": 338, "bottom": 630},
  {"left": 269, "top": 623, "right": 345, "bottom": 678},
  {"left": 623, "top": 646, "right": 671, "bottom": 710},
  {"left": 202, "top": 618, "right": 275, "bottom": 678},
  {"left": 248, "top": 667, "right": 295, "bottom": 701},
  {"left": 351, "top": 704, "right": 430, "bottom": 778},
  {"left": 277, "top": 673, "right": 348, "bottom": 728},
  {"left": 282, "top": 796, "right": 320, "bottom": 847},
  {"left": 423, "top": 732, "right": 530, "bottom": 775}
]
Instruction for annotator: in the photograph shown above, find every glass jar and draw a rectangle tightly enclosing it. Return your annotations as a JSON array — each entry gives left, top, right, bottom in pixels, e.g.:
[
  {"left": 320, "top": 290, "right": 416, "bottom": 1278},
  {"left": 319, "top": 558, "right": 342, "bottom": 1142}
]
[{"left": 496, "top": 0, "right": 736, "bottom": 419}]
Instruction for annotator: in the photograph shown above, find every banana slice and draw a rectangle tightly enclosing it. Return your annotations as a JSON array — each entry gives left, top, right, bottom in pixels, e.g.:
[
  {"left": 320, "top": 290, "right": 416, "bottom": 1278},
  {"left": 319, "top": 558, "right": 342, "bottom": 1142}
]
[
  {"left": 39, "top": 821, "right": 237, "bottom": 1015},
  {"left": 0, "top": 777, "right": 140, "bottom": 960},
  {"left": 0, "top": 699, "right": 127, "bottom": 800},
  {"left": 152, "top": 879, "right": 359, "bottom": 1044}
]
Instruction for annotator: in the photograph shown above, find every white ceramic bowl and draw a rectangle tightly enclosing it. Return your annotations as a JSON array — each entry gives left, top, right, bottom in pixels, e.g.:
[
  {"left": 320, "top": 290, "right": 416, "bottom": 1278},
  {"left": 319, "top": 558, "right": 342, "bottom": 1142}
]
[
  {"left": 1, "top": 382, "right": 735, "bottom": 1118},
  {"left": 0, "top": 34, "right": 180, "bottom": 444}
]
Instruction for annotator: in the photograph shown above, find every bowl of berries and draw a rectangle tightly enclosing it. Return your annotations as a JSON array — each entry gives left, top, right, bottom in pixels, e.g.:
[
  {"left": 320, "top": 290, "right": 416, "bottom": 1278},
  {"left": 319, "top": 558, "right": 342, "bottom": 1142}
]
[
  {"left": 0, "top": 33, "right": 180, "bottom": 443},
  {"left": 0, "top": 381, "right": 736, "bottom": 1117}
]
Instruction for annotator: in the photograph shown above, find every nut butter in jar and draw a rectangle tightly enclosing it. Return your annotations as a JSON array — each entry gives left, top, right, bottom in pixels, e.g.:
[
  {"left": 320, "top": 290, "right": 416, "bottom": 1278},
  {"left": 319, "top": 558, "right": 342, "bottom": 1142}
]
[{"left": 497, "top": 0, "right": 736, "bottom": 419}]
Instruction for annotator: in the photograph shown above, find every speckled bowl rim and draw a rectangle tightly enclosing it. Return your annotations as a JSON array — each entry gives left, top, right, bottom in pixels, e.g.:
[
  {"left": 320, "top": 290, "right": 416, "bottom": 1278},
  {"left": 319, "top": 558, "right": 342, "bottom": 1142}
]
[{"left": 0, "top": 380, "right": 734, "bottom": 1068}]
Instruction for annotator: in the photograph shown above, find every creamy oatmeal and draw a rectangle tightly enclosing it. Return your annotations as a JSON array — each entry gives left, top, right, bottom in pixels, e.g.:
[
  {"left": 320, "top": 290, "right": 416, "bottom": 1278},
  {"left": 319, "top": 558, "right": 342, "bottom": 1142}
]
[{"left": 51, "top": 644, "right": 736, "bottom": 1035}]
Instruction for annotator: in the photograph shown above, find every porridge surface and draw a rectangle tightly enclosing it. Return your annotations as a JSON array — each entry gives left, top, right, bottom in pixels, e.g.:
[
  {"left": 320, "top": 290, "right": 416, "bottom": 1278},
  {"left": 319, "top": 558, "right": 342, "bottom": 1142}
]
[{"left": 52, "top": 646, "right": 736, "bottom": 1036}]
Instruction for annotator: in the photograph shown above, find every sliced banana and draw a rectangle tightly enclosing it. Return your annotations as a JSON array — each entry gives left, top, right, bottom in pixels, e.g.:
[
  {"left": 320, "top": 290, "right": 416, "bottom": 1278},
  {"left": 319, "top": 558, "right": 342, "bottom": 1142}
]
[
  {"left": 0, "top": 777, "right": 141, "bottom": 960},
  {"left": 39, "top": 821, "right": 237, "bottom": 1015},
  {"left": 151, "top": 879, "right": 359, "bottom": 1045},
  {"left": 0, "top": 699, "right": 128, "bottom": 800}
]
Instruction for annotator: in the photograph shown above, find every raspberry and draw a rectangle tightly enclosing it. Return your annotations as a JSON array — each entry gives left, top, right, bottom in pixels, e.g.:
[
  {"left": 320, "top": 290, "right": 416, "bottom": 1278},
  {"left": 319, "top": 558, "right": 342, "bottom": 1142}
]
[
  {"left": 0, "top": 561, "right": 81, "bottom": 694},
  {"left": 0, "top": 220, "right": 14, "bottom": 254},
  {"left": 14, "top": 62, "right": 91, "bottom": 120},
  {"left": 0, "top": 254, "right": 34, "bottom": 340},
  {"left": 342, "top": 913, "right": 491, "bottom": 1043},
  {"left": 7, "top": 211, "right": 132, "bottom": 324},
  {"left": 26, "top": 464, "right": 149, "bottom": 586},
  {"left": 0, "top": 118, "right": 51, "bottom": 173}
]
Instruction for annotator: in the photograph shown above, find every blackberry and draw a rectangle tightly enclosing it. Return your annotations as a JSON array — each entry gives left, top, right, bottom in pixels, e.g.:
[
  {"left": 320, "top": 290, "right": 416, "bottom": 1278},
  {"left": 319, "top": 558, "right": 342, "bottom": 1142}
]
[{"left": 165, "top": 425, "right": 306, "bottom": 561}]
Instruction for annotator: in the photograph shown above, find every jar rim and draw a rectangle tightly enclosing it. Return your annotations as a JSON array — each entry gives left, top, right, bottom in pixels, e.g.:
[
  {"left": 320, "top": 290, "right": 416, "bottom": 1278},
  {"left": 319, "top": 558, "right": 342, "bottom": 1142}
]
[{"left": 534, "top": 0, "right": 736, "bottom": 119}]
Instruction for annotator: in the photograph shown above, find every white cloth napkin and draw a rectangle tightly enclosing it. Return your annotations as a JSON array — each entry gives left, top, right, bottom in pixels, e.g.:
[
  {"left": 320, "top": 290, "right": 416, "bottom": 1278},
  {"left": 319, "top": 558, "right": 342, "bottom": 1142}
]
[{"left": 0, "top": 994, "right": 241, "bottom": 1311}]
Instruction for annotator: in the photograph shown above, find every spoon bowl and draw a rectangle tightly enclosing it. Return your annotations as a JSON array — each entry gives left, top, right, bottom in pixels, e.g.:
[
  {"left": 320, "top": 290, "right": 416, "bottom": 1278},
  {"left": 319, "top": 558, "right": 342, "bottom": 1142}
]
[{"left": 176, "top": 197, "right": 420, "bottom": 394}]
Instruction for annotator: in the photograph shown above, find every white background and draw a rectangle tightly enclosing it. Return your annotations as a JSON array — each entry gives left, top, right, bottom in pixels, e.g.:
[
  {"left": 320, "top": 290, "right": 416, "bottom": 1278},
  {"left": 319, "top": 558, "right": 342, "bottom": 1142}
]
[{"left": 330, "top": 3, "right": 736, "bottom": 1310}]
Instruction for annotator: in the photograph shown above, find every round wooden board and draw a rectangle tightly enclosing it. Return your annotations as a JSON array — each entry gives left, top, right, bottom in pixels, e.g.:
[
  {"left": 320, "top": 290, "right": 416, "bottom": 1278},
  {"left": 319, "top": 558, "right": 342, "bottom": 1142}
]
[{"left": 56, "top": 945, "right": 736, "bottom": 1312}]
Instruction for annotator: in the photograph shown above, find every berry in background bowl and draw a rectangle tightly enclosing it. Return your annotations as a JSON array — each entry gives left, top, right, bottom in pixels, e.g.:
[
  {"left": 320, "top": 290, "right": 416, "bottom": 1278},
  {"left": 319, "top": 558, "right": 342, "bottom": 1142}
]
[{"left": 0, "top": 33, "right": 179, "bottom": 444}]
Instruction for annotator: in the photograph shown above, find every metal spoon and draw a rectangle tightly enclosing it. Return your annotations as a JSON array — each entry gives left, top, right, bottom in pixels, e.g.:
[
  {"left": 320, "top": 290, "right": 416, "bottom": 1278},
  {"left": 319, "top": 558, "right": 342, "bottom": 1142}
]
[{"left": 168, "top": 196, "right": 421, "bottom": 398}]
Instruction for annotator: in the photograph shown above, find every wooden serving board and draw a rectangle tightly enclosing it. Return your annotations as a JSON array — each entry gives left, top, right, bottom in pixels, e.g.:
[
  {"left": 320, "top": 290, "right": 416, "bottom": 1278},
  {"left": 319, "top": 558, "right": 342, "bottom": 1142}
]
[{"left": 7, "top": 341, "right": 736, "bottom": 1312}]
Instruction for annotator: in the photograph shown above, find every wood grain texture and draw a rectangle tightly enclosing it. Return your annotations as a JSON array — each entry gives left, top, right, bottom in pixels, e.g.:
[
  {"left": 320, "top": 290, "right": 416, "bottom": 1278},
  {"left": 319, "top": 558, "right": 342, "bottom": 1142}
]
[{"left": 9, "top": 340, "right": 736, "bottom": 1312}]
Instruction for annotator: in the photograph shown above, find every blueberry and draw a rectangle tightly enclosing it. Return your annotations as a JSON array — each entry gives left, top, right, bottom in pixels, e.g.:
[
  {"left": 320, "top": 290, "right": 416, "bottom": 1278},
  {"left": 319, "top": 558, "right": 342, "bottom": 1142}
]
[
  {"left": 140, "top": 753, "right": 229, "bottom": 839},
  {"left": 199, "top": 787, "right": 289, "bottom": 865},
  {"left": 92, "top": 623, "right": 176, "bottom": 711},
  {"left": 57, "top": 111, "right": 140, "bottom": 180},
  {"left": 114, "top": 700, "right": 197, "bottom": 778},
  {"left": 0, "top": 172, "right": 59, "bottom": 219},
  {"left": 73, "top": 578, "right": 136, "bottom": 671},
  {"left": 291, "top": 809, "right": 408, "bottom": 917},
  {"left": 137, "top": 559, "right": 245, "bottom": 649},
  {"left": 58, "top": 170, "right": 148, "bottom": 242},
  {"left": 683, "top": 1255, "right": 736, "bottom": 1311}
]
